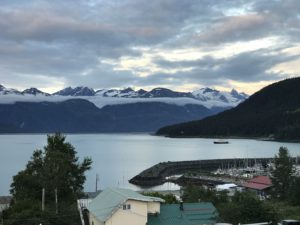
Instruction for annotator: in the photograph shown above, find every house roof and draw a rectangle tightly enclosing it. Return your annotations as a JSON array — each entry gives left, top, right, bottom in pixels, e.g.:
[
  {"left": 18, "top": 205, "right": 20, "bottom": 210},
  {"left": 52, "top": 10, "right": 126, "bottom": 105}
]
[
  {"left": 242, "top": 182, "right": 271, "bottom": 191},
  {"left": 88, "top": 187, "right": 164, "bottom": 223},
  {"left": 148, "top": 202, "right": 218, "bottom": 225},
  {"left": 249, "top": 176, "right": 272, "bottom": 185},
  {"left": 242, "top": 176, "right": 272, "bottom": 191}
]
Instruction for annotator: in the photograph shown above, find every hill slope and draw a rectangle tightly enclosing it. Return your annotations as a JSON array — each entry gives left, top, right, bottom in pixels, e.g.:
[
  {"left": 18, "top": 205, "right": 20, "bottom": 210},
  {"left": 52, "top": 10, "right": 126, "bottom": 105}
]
[
  {"left": 0, "top": 100, "right": 218, "bottom": 133},
  {"left": 156, "top": 78, "right": 300, "bottom": 141}
]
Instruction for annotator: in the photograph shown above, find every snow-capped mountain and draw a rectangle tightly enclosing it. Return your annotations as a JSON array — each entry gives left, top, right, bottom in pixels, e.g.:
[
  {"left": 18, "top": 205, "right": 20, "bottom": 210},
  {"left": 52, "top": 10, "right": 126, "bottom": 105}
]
[
  {"left": 192, "top": 87, "right": 248, "bottom": 104},
  {"left": 142, "top": 88, "right": 192, "bottom": 98},
  {"left": 0, "top": 84, "right": 22, "bottom": 95},
  {"left": 95, "top": 87, "right": 193, "bottom": 98},
  {"left": 230, "top": 89, "right": 248, "bottom": 101},
  {"left": 0, "top": 85, "right": 248, "bottom": 109},
  {"left": 0, "top": 84, "right": 249, "bottom": 133},
  {"left": 53, "top": 86, "right": 95, "bottom": 96},
  {"left": 96, "top": 87, "right": 140, "bottom": 97},
  {"left": 22, "top": 88, "right": 50, "bottom": 96}
]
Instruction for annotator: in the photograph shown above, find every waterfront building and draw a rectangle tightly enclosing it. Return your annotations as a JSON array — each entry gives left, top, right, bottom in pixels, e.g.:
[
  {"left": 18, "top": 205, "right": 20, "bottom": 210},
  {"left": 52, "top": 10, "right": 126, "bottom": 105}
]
[
  {"left": 242, "top": 176, "right": 272, "bottom": 198},
  {"left": 87, "top": 187, "right": 164, "bottom": 225},
  {"left": 83, "top": 187, "right": 218, "bottom": 225}
]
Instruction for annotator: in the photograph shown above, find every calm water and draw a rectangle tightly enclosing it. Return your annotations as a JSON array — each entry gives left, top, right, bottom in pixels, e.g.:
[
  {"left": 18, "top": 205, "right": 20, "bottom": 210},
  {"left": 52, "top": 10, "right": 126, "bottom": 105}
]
[{"left": 0, "top": 134, "right": 300, "bottom": 195}]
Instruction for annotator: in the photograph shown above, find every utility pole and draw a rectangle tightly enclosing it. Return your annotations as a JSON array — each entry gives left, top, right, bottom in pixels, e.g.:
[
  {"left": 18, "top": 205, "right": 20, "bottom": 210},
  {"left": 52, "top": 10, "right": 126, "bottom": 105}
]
[
  {"left": 55, "top": 188, "right": 58, "bottom": 214},
  {"left": 96, "top": 174, "right": 99, "bottom": 192},
  {"left": 42, "top": 188, "right": 45, "bottom": 212}
]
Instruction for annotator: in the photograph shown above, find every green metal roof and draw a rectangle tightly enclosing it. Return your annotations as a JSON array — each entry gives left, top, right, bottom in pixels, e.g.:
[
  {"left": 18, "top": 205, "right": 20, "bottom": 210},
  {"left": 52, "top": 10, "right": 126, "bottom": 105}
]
[
  {"left": 147, "top": 202, "right": 218, "bottom": 225},
  {"left": 88, "top": 187, "right": 164, "bottom": 223}
]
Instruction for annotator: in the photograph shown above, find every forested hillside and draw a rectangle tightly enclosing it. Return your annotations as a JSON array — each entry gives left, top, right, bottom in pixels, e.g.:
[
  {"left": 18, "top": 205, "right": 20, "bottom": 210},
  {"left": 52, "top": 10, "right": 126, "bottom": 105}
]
[{"left": 156, "top": 78, "right": 300, "bottom": 141}]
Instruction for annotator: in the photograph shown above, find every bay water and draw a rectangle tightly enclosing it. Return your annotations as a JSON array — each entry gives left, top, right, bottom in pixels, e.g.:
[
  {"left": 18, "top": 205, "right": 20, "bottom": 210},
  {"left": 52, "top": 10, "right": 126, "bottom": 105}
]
[{"left": 0, "top": 134, "right": 300, "bottom": 195}]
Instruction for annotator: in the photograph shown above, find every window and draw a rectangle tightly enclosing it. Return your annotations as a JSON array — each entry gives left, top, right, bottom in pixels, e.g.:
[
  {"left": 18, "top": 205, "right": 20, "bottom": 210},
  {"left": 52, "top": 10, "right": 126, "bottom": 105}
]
[{"left": 123, "top": 204, "right": 131, "bottom": 210}]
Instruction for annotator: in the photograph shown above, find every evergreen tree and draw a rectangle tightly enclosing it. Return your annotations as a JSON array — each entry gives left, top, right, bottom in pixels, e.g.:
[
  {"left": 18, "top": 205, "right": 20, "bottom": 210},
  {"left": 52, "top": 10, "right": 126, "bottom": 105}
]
[
  {"left": 4, "top": 133, "right": 92, "bottom": 225},
  {"left": 271, "top": 147, "right": 295, "bottom": 200}
]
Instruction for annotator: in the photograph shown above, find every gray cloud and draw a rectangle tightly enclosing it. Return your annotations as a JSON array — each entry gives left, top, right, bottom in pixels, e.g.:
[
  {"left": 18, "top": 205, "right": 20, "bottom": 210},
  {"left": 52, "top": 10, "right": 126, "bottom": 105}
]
[
  {"left": 150, "top": 48, "right": 300, "bottom": 86},
  {"left": 0, "top": 0, "right": 299, "bottom": 92}
]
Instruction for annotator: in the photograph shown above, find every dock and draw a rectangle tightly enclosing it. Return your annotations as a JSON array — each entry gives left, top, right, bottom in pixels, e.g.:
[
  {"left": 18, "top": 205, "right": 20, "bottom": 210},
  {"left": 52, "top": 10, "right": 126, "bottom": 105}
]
[{"left": 129, "top": 157, "right": 299, "bottom": 187}]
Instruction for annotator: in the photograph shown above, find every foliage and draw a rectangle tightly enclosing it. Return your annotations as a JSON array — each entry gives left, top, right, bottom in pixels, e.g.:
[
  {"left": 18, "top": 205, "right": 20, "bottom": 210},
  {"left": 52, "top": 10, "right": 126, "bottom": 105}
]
[
  {"left": 289, "top": 177, "right": 300, "bottom": 206},
  {"left": 271, "top": 147, "right": 295, "bottom": 200},
  {"left": 157, "top": 77, "right": 300, "bottom": 141},
  {"left": 3, "top": 133, "right": 92, "bottom": 225},
  {"left": 182, "top": 185, "right": 278, "bottom": 224},
  {"left": 218, "top": 192, "right": 278, "bottom": 224},
  {"left": 182, "top": 185, "right": 229, "bottom": 206},
  {"left": 270, "top": 201, "right": 300, "bottom": 221},
  {"left": 142, "top": 192, "right": 179, "bottom": 204}
]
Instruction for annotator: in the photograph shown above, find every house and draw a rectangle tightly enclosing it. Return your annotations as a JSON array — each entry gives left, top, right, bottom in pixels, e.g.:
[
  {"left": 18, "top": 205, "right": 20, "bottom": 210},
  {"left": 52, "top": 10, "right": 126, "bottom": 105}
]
[
  {"left": 0, "top": 196, "right": 12, "bottom": 212},
  {"left": 87, "top": 187, "right": 164, "bottom": 225},
  {"left": 242, "top": 176, "right": 272, "bottom": 197},
  {"left": 147, "top": 202, "right": 218, "bottom": 225},
  {"left": 78, "top": 191, "right": 102, "bottom": 225}
]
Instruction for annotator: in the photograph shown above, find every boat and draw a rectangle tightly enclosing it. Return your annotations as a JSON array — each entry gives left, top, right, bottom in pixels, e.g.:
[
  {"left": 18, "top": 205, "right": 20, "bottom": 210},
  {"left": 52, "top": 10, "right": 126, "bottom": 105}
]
[{"left": 213, "top": 140, "right": 229, "bottom": 144}]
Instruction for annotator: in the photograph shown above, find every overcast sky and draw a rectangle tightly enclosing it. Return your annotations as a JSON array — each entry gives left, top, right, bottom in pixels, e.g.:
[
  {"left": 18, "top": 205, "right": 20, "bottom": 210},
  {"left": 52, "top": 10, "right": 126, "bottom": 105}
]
[{"left": 0, "top": 0, "right": 300, "bottom": 94}]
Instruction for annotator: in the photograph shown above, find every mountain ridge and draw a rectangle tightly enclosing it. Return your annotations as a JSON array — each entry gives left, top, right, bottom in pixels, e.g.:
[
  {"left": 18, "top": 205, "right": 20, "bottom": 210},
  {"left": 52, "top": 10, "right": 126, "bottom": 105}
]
[
  {"left": 0, "top": 84, "right": 248, "bottom": 107},
  {"left": 156, "top": 77, "right": 300, "bottom": 141},
  {"left": 0, "top": 84, "right": 248, "bottom": 133},
  {"left": 0, "top": 100, "right": 220, "bottom": 133}
]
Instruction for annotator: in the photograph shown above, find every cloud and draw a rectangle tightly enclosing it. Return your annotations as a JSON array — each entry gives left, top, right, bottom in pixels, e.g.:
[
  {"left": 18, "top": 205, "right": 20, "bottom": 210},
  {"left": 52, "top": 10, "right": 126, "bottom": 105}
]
[
  {"left": 149, "top": 48, "right": 300, "bottom": 87},
  {"left": 194, "top": 14, "right": 270, "bottom": 44},
  {"left": 0, "top": 0, "right": 299, "bottom": 93}
]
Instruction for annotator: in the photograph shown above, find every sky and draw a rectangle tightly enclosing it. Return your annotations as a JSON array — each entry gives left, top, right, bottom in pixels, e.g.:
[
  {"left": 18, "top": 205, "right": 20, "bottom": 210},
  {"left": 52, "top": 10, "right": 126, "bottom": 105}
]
[{"left": 0, "top": 0, "right": 300, "bottom": 94}]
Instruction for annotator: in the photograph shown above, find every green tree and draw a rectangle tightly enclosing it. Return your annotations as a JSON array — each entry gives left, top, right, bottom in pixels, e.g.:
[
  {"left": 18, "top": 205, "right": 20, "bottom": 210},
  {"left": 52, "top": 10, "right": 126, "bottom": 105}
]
[
  {"left": 271, "top": 147, "right": 295, "bottom": 200},
  {"left": 4, "top": 133, "right": 92, "bottom": 225},
  {"left": 219, "top": 192, "right": 278, "bottom": 224},
  {"left": 142, "top": 192, "right": 179, "bottom": 204},
  {"left": 182, "top": 185, "right": 229, "bottom": 206},
  {"left": 289, "top": 177, "right": 300, "bottom": 206}
]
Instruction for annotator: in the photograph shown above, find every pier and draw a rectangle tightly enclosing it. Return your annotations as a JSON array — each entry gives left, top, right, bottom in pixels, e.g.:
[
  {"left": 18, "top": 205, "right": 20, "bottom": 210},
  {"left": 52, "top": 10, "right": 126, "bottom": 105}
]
[{"left": 129, "top": 157, "right": 299, "bottom": 187}]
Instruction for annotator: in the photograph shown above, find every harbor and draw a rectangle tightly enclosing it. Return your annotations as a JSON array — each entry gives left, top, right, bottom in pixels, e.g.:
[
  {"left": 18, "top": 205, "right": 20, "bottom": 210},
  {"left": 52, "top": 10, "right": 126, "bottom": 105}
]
[{"left": 129, "top": 157, "right": 300, "bottom": 187}]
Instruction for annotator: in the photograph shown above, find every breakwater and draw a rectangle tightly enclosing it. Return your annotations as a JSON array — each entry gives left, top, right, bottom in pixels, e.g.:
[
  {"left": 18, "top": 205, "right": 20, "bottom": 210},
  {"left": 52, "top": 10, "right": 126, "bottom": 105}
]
[{"left": 129, "top": 157, "right": 299, "bottom": 187}]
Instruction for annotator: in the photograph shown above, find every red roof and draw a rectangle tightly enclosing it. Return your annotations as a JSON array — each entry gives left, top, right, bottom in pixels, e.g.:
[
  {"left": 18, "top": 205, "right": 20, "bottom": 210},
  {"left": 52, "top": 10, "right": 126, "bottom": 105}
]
[
  {"left": 243, "top": 182, "right": 271, "bottom": 190},
  {"left": 249, "top": 176, "right": 272, "bottom": 185},
  {"left": 242, "top": 176, "right": 272, "bottom": 191}
]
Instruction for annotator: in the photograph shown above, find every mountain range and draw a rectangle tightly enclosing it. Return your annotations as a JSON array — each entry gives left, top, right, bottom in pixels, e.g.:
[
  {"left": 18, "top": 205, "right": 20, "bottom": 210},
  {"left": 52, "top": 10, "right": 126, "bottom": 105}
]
[
  {"left": 0, "top": 84, "right": 247, "bottom": 103},
  {"left": 156, "top": 77, "right": 300, "bottom": 141},
  {"left": 0, "top": 84, "right": 248, "bottom": 133}
]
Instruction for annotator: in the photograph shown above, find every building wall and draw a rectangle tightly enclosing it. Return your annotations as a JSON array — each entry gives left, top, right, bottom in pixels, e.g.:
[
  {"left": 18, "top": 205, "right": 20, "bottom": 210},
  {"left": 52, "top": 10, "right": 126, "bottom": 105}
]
[
  {"left": 105, "top": 200, "right": 148, "bottom": 225},
  {"left": 147, "top": 202, "right": 160, "bottom": 214},
  {"left": 90, "top": 212, "right": 105, "bottom": 225}
]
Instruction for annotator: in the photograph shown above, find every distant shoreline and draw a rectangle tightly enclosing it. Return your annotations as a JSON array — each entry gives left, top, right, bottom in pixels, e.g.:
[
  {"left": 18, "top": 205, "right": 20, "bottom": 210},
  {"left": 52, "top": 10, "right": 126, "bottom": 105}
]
[{"left": 154, "top": 134, "right": 300, "bottom": 143}]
